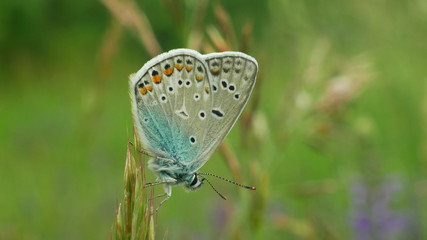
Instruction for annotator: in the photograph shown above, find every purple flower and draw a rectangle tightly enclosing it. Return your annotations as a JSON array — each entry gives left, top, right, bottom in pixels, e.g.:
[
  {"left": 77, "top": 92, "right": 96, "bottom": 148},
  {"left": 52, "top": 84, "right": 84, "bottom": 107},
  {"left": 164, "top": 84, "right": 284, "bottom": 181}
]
[{"left": 349, "top": 178, "right": 418, "bottom": 240}]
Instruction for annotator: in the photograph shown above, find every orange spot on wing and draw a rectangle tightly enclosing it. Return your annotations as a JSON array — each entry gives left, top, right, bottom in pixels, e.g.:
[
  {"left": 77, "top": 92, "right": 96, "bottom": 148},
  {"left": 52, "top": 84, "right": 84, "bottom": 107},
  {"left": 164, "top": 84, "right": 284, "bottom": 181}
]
[
  {"left": 175, "top": 64, "right": 183, "bottom": 71},
  {"left": 196, "top": 75, "right": 203, "bottom": 81},
  {"left": 205, "top": 87, "right": 209, "bottom": 94},
  {"left": 186, "top": 66, "right": 192, "bottom": 72},
  {"left": 146, "top": 86, "right": 152, "bottom": 91},
  {"left": 152, "top": 75, "right": 162, "bottom": 84},
  {"left": 140, "top": 87, "right": 147, "bottom": 95},
  {"left": 212, "top": 68, "right": 220, "bottom": 73},
  {"left": 164, "top": 68, "right": 174, "bottom": 76}
]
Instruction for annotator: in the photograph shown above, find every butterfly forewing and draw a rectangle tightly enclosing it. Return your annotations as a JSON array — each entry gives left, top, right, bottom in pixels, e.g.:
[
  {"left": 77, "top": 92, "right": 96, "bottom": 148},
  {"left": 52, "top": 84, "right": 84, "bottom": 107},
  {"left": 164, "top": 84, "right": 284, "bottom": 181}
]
[{"left": 130, "top": 50, "right": 213, "bottom": 164}]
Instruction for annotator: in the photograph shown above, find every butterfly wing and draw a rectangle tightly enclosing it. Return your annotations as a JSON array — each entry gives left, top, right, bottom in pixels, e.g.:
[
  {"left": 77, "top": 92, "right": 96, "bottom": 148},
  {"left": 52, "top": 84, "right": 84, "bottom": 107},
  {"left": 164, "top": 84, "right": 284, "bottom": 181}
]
[
  {"left": 189, "top": 52, "right": 258, "bottom": 171},
  {"left": 129, "top": 49, "right": 213, "bottom": 165}
]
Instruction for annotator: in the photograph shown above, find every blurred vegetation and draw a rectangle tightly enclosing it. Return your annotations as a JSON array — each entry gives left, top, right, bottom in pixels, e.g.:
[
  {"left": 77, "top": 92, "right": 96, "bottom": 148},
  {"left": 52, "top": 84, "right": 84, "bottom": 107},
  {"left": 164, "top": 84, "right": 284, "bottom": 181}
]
[{"left": 1, "top": 0, "right": 427, "bottom": 239}]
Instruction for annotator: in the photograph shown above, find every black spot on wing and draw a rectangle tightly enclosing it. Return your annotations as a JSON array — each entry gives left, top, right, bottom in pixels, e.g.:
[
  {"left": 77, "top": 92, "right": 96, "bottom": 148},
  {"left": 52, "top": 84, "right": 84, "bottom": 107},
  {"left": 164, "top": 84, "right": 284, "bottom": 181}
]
[
  {"left": 177, "top": 110, "right": 188, "bottom": 118},
  {"left": 211, "top": 109, "right": 224, "bottom": 118},
  {"left": 221, "top": 80, "right": 227, "bottom": 88}
]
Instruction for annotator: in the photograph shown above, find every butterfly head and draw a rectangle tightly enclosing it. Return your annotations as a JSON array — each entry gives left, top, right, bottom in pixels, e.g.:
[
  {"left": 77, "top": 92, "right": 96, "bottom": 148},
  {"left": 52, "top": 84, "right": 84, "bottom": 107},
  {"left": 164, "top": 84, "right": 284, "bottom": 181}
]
[
  {"left": 182, "top": 173, "right": 256, "bottom": 200},
  {"left": 184, "top": 173, "right": 203, "bottom": 191}
]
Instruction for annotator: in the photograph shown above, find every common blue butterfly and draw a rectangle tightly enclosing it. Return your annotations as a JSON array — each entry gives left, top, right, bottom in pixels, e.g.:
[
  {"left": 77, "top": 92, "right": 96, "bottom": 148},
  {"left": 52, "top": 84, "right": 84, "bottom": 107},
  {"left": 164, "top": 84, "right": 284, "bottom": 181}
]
[{"left": 129, "top": 49, "right": 257, "bottom": 209}]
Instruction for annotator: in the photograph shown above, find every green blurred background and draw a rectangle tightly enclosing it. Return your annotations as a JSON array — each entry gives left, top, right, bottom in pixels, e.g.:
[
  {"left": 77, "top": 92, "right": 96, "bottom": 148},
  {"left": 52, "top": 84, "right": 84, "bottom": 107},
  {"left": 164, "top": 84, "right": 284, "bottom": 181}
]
[{"left": 1, "top": 0, "right": 427, "bottom": 239}]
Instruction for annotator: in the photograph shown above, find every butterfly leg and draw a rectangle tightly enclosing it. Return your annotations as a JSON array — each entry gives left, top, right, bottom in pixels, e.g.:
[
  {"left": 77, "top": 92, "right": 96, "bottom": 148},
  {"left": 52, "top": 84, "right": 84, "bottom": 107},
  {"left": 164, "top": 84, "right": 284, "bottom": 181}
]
[
  {"left": 145, "top": 179, "right": 176, "bottom": 188},
  {"left": 156, "top": 184, "right": 172, "bottom": 213},
  {"left": 150, "top": 193, "right": 167, "bottom": 200}
]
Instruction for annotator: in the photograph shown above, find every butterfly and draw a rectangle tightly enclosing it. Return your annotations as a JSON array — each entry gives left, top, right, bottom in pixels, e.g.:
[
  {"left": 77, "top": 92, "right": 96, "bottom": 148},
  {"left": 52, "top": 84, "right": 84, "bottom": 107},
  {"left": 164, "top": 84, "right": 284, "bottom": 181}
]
[{"left": 129, "top": 49, "right": 257, "bottom": 208}]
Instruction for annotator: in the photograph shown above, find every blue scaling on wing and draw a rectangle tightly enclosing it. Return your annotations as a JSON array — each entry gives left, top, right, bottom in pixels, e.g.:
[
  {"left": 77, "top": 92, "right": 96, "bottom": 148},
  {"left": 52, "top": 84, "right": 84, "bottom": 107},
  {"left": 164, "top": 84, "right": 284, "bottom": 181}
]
[{"left": 138, "top": 107, "right": 200, "bottom": 166}]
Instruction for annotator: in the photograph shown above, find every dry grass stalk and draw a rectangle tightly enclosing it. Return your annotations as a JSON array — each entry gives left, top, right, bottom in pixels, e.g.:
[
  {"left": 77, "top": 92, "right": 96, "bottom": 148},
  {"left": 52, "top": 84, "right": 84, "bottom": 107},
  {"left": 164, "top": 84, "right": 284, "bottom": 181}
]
[
  {"left": 219, "top": 142, "right": 242, "bottom": 182},
  {"left": 113, "top": 126, "right": 155, "bottom": 240},
  {"left": 187, "top": 0, "right": 209, "bottom": 50},
  {"left": 275, "top": 38, "right": 331, "bottom": 129},
  {"left": 316, "top": 54, "right": 373, "bottom": 114},
  {"left": 206, "top": 25, "right": 230, "bottom": 52},
  {"left": 303, "top": 38, "right": 331, "bottom": 84},
  {"left": 239, "top": 22, "right": 253, "bottom": 53},
  {"left": 101, "top": 0, "right": 162, "bottom": 57},
  {"left": 214, "top": 5, "right": 236, "bottom": 48},
  {"left": 98, "top": 21, "right": 123, "bottom": 78},
  {"left": 202, "top": 42, "right": 215, "bottom": 54},
  {"left": 241, "top": 54, "right": 264, "bottom": 142}
]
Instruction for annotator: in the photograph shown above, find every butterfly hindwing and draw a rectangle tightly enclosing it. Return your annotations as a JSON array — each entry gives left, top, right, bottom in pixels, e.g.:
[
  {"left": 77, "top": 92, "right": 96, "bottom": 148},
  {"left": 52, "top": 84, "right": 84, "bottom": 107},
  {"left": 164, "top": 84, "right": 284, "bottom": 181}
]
[{"left": 190, "top": 52, "right": 258, "bottom": 170}]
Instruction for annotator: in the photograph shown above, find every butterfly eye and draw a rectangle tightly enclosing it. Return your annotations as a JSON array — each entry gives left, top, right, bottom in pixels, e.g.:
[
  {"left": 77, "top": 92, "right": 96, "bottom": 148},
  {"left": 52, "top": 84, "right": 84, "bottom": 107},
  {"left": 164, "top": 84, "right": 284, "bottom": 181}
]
[{"left": 190, "top": 175, "right": 198, "bottom": 186}]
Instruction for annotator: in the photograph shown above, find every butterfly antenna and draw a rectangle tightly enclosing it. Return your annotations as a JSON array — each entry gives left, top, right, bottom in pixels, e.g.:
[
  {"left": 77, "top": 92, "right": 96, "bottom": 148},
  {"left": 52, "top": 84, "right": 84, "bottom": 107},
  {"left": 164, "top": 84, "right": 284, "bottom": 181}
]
[
  {"left": 198, "top": 173, "right": 256, "bottom": 190},
  {"left": 200, "top": 176, "right": 227, "bottom": 200}
]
